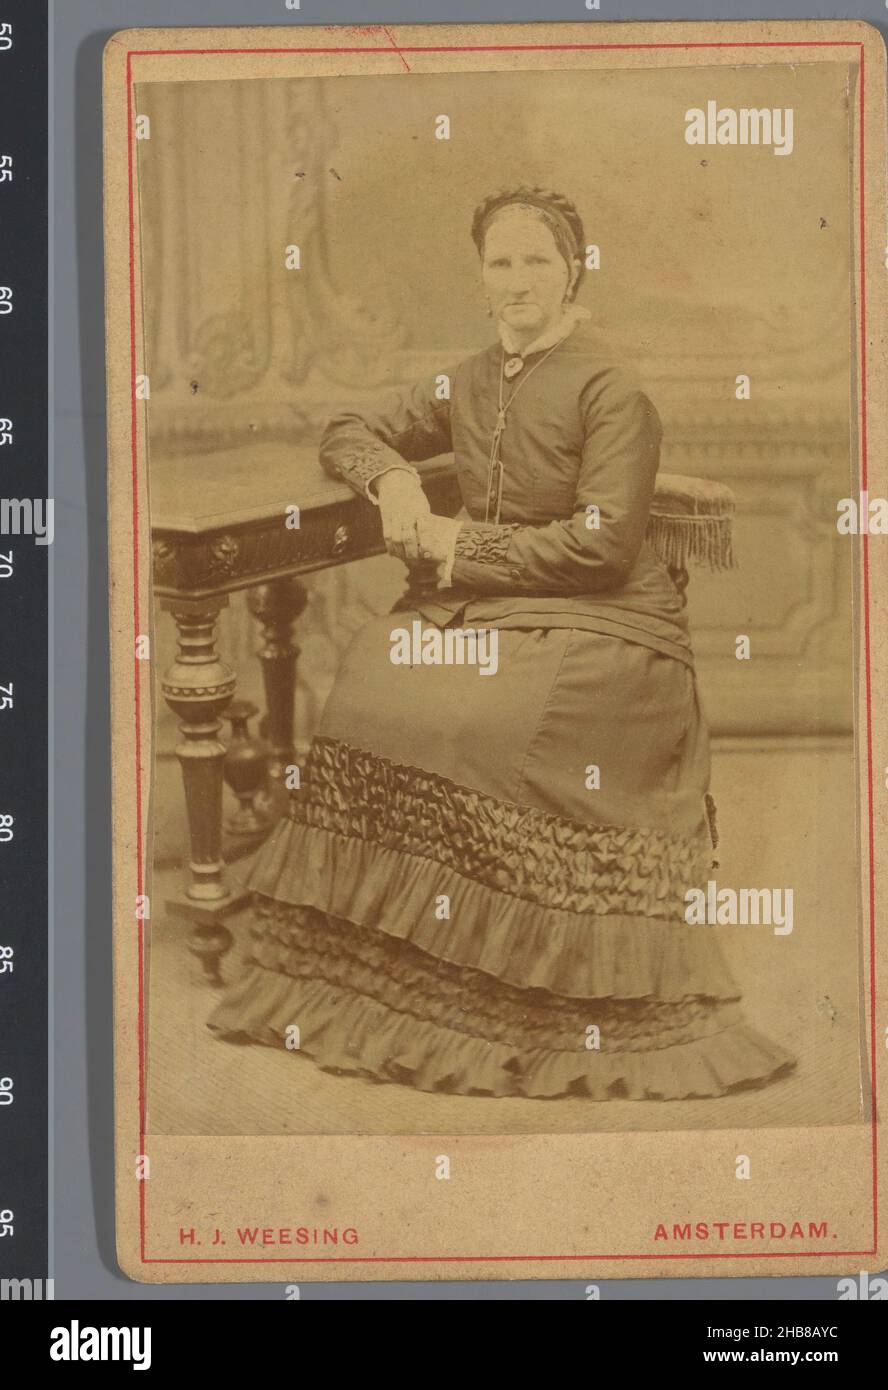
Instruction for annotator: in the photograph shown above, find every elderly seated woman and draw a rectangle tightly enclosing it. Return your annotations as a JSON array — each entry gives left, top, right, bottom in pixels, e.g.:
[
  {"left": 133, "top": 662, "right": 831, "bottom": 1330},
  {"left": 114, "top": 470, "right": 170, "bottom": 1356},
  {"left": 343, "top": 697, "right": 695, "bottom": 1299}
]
[{"left": 209, "top": 185, "right": 796, "bottom": 1102}]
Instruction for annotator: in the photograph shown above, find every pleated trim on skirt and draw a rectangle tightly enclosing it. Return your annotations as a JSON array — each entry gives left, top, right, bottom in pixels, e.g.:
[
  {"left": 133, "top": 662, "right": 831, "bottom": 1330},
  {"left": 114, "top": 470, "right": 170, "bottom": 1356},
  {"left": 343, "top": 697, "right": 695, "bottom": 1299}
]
[
  {"left": 207, "top": 741, "right": 797, "bottom": 1101},
  {"left": 208, "top": 621, "right": 797, "bottom": 1101},
  {"left": 232, "top": 818, "right": 738, "bottom": 1003},
  {"left": 207, "top": 891, "right": 796, "bottom": 1100}
]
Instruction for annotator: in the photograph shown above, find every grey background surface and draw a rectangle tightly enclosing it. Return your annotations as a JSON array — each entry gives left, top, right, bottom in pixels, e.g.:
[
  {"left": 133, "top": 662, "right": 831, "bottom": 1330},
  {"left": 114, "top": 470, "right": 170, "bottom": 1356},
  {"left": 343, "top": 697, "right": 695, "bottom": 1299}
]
[{"left": 51, "top": 0, "right": 886, "bottom": 1299}]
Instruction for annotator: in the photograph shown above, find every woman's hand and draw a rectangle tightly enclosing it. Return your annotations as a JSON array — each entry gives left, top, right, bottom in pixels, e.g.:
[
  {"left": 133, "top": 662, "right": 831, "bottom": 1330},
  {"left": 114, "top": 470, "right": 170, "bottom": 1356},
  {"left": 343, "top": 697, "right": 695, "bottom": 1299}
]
[
  {"left": 374, "top": 468, "right": 431, "bottom": 562},
  {"left": 417, "top": 514, "right": 464, "bottom": 589},
  {"left": 415, "top": 513, "right": 462, "bottom": 565}
]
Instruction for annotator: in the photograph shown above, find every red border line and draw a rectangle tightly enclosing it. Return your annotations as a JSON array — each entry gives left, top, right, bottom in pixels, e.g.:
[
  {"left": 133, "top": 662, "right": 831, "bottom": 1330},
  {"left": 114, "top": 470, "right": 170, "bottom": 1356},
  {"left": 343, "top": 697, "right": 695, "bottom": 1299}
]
[
  {"left": 126, "top": 42, "right": 866, "bottom": 56},
  {"left": 140, "top": 1248, "right": 874, "bottom": 1265},
  {"left": 125, "top": 48, "right": 148, "bottom": 1266},
  {"left": 125, "top": 38, "right": 877, "bottom": 1268},
  {"left": 858, "top": 41, "right": 880, "bottom": 1257}
]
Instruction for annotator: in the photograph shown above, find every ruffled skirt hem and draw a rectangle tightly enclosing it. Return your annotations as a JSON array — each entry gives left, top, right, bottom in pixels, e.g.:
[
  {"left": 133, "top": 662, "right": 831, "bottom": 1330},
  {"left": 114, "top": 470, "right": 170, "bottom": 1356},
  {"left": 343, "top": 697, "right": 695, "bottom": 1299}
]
[
  {"left": 242, "top": 819, "right": 740, "bottom": 1004},
  {"left": 207, "top": 961, "right": 798, "bottom": 1102}
]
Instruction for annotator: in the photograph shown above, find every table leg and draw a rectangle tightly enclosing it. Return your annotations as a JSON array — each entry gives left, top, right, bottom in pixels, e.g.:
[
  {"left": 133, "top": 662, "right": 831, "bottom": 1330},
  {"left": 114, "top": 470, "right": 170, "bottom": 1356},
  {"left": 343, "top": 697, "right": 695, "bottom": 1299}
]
[
  {"left": 247, "top": 578, "right": 308, "bottom": 808},
  {"left": 160, "top": 596, "right": 247, "bottom": 984}
]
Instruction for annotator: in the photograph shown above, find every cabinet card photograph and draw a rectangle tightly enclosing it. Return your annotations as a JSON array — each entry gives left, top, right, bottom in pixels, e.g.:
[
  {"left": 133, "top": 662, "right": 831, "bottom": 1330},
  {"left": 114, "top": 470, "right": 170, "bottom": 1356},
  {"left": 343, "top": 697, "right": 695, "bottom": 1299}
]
[{"left": 103, "top": 20, "right": 888, "bottom": 1282}]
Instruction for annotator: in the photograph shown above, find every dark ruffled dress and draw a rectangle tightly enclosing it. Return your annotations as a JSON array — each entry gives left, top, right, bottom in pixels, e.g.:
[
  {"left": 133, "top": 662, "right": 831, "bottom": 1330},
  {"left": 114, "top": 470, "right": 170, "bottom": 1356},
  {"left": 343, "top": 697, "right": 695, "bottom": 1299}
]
[{"left": 207, "top": 318, "right": 797, "bottom": 1100}]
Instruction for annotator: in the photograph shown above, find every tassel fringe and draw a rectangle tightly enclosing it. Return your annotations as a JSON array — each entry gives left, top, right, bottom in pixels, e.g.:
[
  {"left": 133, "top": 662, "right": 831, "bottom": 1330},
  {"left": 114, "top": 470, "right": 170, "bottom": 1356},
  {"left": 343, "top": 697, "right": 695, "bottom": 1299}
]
[{"left": 645, "top": 511, "right": 736, "bottom": 574}]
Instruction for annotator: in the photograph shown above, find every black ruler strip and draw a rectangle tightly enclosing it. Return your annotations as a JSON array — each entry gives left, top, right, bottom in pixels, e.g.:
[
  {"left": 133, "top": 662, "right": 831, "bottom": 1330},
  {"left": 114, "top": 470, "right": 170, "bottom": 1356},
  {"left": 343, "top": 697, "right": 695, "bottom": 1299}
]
[{"left": 0, "top": 0, "right": 49, "bottom": 1286}]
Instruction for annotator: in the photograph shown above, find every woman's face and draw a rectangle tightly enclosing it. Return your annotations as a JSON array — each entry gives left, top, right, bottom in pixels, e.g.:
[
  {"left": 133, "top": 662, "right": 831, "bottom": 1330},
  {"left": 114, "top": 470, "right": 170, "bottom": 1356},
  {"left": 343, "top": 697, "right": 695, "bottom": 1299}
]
[{"left": 481, "top": 212, "right": 574, "bottom": 343}]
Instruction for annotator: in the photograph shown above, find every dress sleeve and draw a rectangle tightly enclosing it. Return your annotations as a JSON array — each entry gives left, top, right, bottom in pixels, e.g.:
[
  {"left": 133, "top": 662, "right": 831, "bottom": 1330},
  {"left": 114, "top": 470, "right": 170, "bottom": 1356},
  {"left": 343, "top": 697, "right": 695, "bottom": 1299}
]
[
  {"left": 319, "top": 371, "right": 454, "bottom": 503},
  {"left": 447, "top": 372, "right": 662, "bottom": 594}
]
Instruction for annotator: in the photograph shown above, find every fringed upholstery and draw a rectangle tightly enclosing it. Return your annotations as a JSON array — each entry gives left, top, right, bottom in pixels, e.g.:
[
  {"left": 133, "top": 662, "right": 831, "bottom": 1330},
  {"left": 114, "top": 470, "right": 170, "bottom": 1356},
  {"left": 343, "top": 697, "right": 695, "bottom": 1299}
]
[{"left": 647, "top": 473, "right": 736, "bottom": 573}]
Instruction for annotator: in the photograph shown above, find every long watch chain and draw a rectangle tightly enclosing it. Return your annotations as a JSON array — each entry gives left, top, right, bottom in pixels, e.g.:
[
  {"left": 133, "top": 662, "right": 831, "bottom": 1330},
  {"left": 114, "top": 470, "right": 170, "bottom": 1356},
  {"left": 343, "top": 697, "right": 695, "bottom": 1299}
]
[{"left": 484, "top": 341, "right": 564, "bottom": 523}]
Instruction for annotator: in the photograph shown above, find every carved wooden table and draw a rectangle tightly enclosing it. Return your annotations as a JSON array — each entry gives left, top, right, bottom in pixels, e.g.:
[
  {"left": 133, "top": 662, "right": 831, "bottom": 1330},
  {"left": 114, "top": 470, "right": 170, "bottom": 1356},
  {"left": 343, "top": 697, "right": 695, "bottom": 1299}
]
[{"left": 150, "top": 443, "right": 461, "bottom": 982}]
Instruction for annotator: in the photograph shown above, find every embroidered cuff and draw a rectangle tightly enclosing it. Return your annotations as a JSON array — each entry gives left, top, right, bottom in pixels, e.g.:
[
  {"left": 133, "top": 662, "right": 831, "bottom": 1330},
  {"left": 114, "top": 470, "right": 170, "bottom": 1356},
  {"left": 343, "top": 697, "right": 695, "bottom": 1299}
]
[
  {"left": 333, "top": 447, "right": 422, "bottom": 504},
  {"left": 453, "top": 523, "right": 522, "bottom": 565}
]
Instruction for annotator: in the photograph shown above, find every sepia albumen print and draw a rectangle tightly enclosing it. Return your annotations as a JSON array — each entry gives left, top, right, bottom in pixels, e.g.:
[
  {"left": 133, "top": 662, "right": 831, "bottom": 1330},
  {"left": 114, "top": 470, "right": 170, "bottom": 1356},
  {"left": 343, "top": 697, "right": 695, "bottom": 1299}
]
[{"left": 137, "top": 59, "right": 864, "bottom": 1141}]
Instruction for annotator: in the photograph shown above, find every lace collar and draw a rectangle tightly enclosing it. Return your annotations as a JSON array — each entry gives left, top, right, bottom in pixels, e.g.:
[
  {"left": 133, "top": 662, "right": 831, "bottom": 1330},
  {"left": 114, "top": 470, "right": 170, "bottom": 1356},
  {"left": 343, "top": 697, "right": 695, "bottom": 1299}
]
[{"left": 497, "top": 303, "right": 591, "bottom": 359}]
